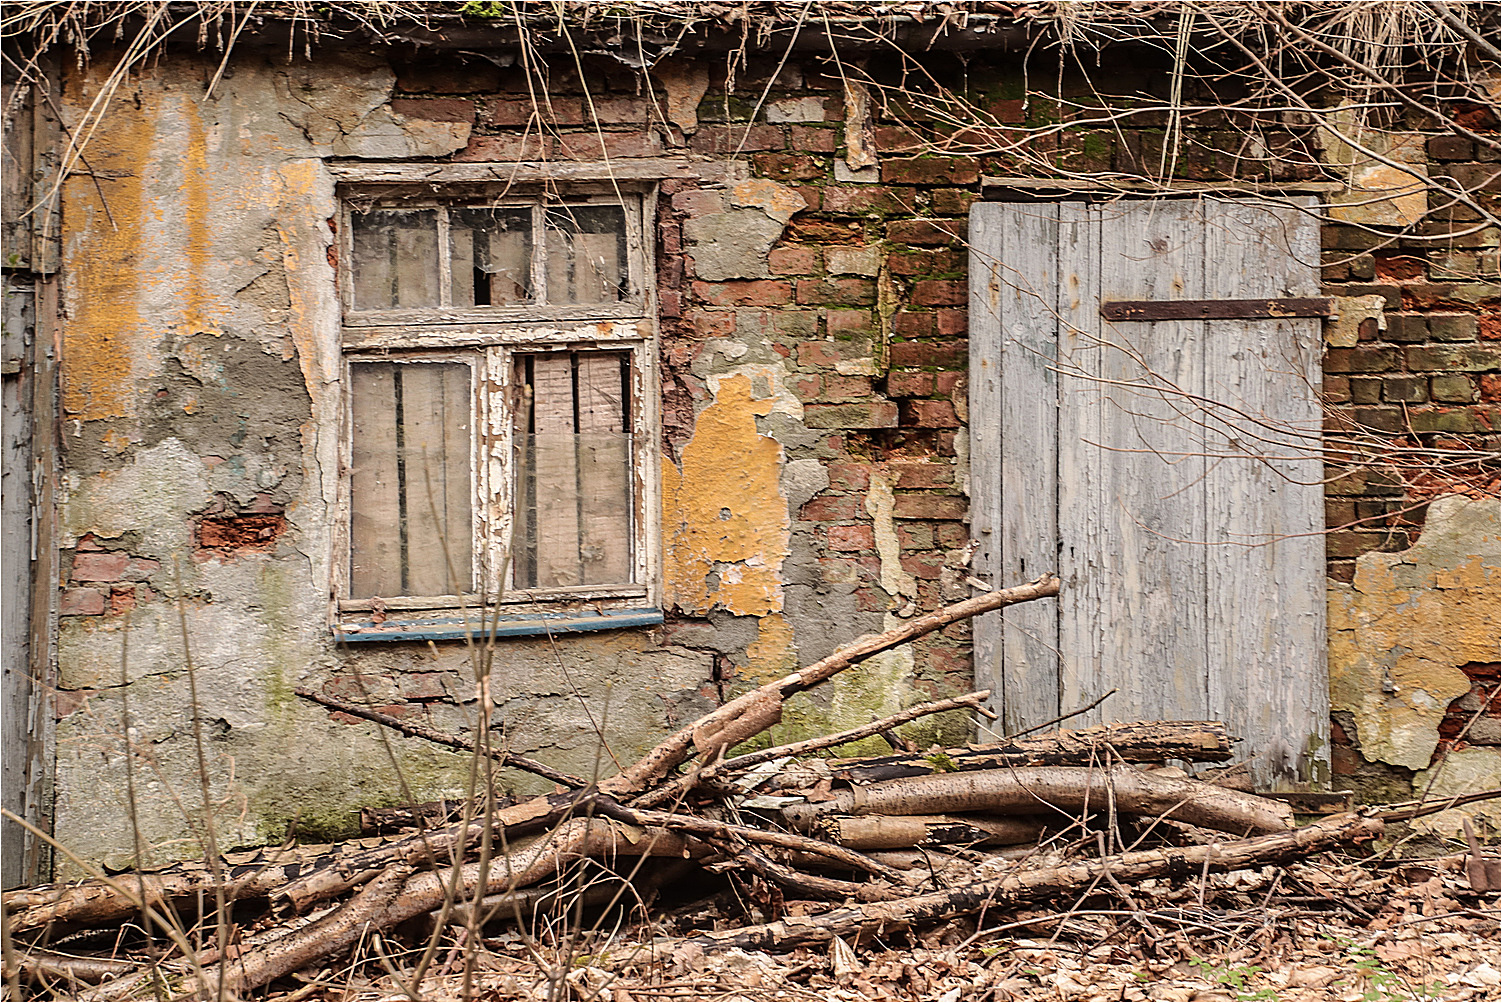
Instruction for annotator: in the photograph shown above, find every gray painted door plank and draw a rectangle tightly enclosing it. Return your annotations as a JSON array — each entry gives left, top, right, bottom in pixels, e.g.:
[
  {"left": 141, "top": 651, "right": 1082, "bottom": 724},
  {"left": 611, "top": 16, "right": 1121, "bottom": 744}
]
[
  {"left": 2, "top": 279, "right": 33, "bottom": 890},
  {"left": 1071, "top": 201, "right": 1209, "bottom": 725},
  {"left": 1202, "top": 199, "right": 1328, "bottom": 787},
  {"left": 1056, "top": 202, "right": 1107, "bottom": 725},
  {"left": 996, "top": 203, "right": 1061, "bottom": 732}
]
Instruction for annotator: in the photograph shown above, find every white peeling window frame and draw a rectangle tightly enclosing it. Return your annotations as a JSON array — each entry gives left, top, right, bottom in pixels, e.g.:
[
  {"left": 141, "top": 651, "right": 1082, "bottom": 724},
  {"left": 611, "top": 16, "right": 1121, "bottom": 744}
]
[{"left": 332, "top": 176, "right": 661, "bottom": 643}]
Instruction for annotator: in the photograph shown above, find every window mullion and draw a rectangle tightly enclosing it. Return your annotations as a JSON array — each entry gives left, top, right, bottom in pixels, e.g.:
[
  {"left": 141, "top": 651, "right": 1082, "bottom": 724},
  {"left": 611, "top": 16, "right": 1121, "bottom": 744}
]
[
  {"left": 483, "top": 345, "right": 512, "bottom": 598},
  {"left": 437, "top": 209, "right": 453, "bottom": 308},
  {"left": 530, "top": 203, "right": 547, "bottom": 305}
]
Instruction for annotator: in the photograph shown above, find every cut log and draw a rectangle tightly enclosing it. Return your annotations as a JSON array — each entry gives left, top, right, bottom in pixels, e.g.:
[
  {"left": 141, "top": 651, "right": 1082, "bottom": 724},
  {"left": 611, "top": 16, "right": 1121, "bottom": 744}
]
[
  {"left": 814, "top": 814, "right": 1048, "bottom": 850},
  {"left": 671, "top": 812, "right": 1385, "bottom": 953},
  {"left": 788, "top": 720, "right": 1234, "bottom": 788},
  {"left": 781, "top": 764, "right": 1295, "bottom": 837}
]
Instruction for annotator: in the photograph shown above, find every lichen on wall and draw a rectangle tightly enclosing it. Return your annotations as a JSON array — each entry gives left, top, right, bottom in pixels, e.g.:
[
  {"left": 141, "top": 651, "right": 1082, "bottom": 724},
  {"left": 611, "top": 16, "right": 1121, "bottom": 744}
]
[{"left": 1329, "top": 495, "right": 1500, "bottom": 776}]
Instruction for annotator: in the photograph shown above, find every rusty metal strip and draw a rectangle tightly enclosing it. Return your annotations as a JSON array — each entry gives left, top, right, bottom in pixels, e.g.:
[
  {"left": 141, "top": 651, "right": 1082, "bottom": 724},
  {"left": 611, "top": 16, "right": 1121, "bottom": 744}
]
[{"left": 1100, "top": 297, "right": 1335, "bottom": 321}]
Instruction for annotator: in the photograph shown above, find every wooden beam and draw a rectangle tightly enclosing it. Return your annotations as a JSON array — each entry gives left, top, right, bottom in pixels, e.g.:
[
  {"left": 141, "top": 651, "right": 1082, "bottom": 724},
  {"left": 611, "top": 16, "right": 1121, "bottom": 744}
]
[{"left": 1100, "top": 297, "right": 1334, "bottom": 321}]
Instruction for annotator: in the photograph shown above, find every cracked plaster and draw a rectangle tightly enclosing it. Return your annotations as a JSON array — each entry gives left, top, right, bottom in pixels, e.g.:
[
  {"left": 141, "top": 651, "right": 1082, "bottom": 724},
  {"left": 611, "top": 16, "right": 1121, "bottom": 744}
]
[
  {"left": 682, "top": 179, "right": 804, "bottom": 281},
  {"left": 1328, "top": 495, "right": 1500, "bottom": 771}
]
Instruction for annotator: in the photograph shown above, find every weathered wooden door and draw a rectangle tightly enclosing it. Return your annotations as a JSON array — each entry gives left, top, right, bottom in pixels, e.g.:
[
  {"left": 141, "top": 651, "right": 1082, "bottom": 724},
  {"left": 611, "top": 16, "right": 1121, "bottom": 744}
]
[{"left": 969, "top": 199, "right": 1327, "bottom": 789}]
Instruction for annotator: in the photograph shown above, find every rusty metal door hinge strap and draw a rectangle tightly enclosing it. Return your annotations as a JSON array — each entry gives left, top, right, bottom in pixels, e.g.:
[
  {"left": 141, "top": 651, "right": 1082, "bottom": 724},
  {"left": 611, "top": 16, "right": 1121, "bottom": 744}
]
[{"left": 1100, "top": 297, "right": 1335, "bottom": 321}]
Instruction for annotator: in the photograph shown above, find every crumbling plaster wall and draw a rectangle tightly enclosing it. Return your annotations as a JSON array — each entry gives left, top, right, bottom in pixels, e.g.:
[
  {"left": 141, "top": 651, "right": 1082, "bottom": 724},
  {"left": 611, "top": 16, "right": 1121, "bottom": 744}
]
[
  {"left": 41, "top": 39, "right": 1499, "bottom": 873},
  {"left": 1329, "top": 495, "right": 1500, "bottom": 834},
  {"left": 49, "top": 50, "right": 720, "bottom": 875}
]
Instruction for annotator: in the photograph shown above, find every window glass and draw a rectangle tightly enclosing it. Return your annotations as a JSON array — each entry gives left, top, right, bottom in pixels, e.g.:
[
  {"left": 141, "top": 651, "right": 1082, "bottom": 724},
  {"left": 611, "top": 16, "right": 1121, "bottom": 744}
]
[
  {"left": 512, "top": 351, "right": 633, "bottom": 588},
  {"left": 350, "top": 209, "right": 441, "bottom": 310},
  {"left": 349, "top": 361, "right": 473, "bottom": 597},
  {"left": 449, "top": 207, "right": 532, "bottom": 306},
  {"left": 544, "top": 205, "right": 628, "bottom": 305}
]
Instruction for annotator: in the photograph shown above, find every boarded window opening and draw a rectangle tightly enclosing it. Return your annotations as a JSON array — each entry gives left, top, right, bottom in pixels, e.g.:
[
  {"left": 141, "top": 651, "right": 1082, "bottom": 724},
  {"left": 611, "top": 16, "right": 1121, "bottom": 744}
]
[
  {"left": 512, "top": 351, "right": 633, "bottom": 589},
  {"left": 350, "top": 209, "right": 440, "bottom": 311},
  {"left": 449, "top": 207, "right": 532, "bottom": 307},
  {"left": 544, "top": 206, "right": 627, "bottom": 305},
  {"left": 349, "top": 361, "right": 473, "bottom": 598}
]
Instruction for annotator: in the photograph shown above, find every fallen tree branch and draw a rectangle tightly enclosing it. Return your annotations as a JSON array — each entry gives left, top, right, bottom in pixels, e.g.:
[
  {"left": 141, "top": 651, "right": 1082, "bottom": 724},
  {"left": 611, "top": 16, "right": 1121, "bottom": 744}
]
[
  {"left": 715, "top": 840, "right": 900, "bottom": 903},
  {"left": 608, "top": 575, "right": 1061, "bottom": 792},
  {"left": 633, "top": 689, "right": 996, "bottom": 809},
  {"left": 670, "top": 812, "right": 1385, "bottom": 953},
  {"left": 783, "top": 720, "right": 1235, "bottom": 789},
  {"left": 293, "top": 687, "right": 586, "bottom": 789},
  {"left": 601, "top": 804, "right": 905, "bottom": 881},
  {"left": 1376, "top": 787, "right": 1502, "bottom": 822},
  {"left": 1000, "top": 688, "right": 1118, "bottom": 741},
  {"left": 11, "top": 950, "right": 134, "bottom": 987},
  {"left": 781, "top": 764, "right": 1294, "bottom": 837}
]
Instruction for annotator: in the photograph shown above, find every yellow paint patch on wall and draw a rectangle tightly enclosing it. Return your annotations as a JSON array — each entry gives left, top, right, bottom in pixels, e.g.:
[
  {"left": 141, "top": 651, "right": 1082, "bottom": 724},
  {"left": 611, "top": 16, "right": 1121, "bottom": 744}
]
[
  {"left": 662, "top": 374, "right": 788, "bottom": 616},
  {"left": 60, "top": 74, "right": 147, "bottom": 421},
  {"left": 743, "top": 612, "right": 798, "bottom": 684},
  {"left": 62, "top": 71, "right": 226, "bottom": 422},
  {"left": 1329, "top": 495, "right": 1501, "bottom": 771}
]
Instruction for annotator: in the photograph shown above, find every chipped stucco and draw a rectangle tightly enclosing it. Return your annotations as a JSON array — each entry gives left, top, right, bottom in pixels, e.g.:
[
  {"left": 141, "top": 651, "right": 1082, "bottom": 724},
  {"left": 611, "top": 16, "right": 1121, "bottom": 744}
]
[
  {"left": 1325, "top": 294, "right": 1389, "bottom": 348},
  {"left": 1329, "top": 495, "right": 1500, "bottom": 771},
  {"left": 1319, "top": 102, "right": 1429, "bottom": 228},
  {"left": 682, "top": 178, "right": 803, "bottom": 281},
  {"left": 1413, "top": 747, "right": 1502, "bottom": 838}
]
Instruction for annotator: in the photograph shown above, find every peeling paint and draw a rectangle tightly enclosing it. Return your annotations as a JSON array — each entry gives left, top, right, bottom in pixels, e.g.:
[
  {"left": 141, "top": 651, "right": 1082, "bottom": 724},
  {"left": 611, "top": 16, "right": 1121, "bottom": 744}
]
[
  {"left": 662, "top": 375, "right": 788, "bottom": 615},
  {"left": 1329, "top": 495, "right": 1500, "bottom": 771}
]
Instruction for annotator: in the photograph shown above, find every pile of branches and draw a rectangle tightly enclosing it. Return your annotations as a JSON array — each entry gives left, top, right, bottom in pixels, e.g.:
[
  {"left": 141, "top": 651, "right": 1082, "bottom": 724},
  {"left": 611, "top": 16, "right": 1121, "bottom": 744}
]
[{"left": 4, "top": 575, "right": 1490, "bottom": 1000}]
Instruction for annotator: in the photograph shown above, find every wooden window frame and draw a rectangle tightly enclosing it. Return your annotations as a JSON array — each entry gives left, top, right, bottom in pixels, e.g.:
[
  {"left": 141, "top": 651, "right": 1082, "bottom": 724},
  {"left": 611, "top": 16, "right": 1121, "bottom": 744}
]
[{"left": 332, "top": 179, "right": 660, "bottom": 640}]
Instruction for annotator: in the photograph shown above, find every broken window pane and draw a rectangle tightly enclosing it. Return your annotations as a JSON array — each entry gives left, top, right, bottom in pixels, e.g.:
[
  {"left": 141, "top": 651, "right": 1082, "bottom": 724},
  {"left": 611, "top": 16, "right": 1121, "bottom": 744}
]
[
  {"left": 350, "top": 209, "right": 440, "bottom": 311},
  {"left": 544, "top": 205, "right": 627, "bottom": 305},
  {"left": 350, "top": 361, "right": 473, "bottom": 597},
  {"left": 512, "top": 351, "right": 633, "bottom": 589},
  {"left": 449, "top": 207, "right": 532, "bottom": 306}
]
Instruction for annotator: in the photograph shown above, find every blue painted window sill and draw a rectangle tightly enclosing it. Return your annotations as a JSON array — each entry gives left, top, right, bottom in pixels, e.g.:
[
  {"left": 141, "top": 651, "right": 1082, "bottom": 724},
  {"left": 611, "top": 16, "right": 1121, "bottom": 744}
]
[{"left": 334, "top": 607, "right": 663, "bottom": 643}]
